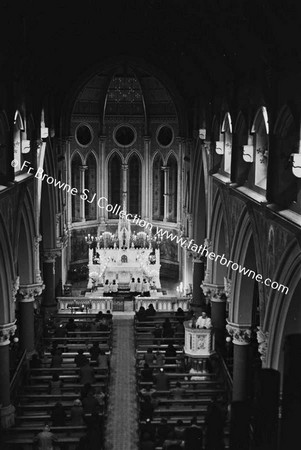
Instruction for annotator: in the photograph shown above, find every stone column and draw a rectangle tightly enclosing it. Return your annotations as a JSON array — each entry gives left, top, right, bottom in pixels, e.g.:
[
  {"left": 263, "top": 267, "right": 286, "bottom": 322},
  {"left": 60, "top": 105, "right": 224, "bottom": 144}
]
[
  {"left": 19, "top": 283, "right": 44, "bottom": 355},
  {"left": 98, "top": 135, "right": 107, "bottom": 224},
  {"left": 122, "top": 164, "right": 128, "bottom": 212},
  {"left": 202, "top": 283, "right": 227, "bottom": 346},
  {"left": 0, "top": 322, "right": 17, "bottom": 428},
  {"left": 162, "top": 166, "right": 170, "bottom": 222},
  {"left": 226, "top": 322, "right": 252, "bottom": 402},
  {"left": 143, "top": 136, "right": 151, "bottom": 221},
  {"left": 191, "top": 255, "right": 206, "bottom": 308},
  {"left": 79, "top": 165, "right": 88, "bottom": 221},
  {"left": 42, "top": 249, "right": 60, "bottom": 313}
]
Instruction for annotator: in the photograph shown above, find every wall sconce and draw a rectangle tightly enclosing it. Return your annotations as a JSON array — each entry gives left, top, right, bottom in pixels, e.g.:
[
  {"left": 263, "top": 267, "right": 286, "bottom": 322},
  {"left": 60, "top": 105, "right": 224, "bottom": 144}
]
[
  {"left": 291, "top": 153, "right": 301, "bottom": 178},
  {"left": 243, "top": 145, "right": 254, "bottom": 163},
  {"left": 199, "top": 129, "right": 206, "bottom": 140},
  {"left": 215, "top": 141, "right": 224, "bottom": 155}
]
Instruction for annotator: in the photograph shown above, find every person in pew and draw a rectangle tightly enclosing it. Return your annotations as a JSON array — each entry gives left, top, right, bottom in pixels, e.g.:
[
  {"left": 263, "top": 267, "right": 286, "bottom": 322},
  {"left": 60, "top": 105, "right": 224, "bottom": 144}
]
[
  {"left": 51, "top": 401, "right": 66, "bottom": 426},
  {"left": 97, "top": 350, "right": 109, "bottom": 370},
  {"left": 156, "top": 418, "right": 172, "bottom": 447},
  {"left": 90, "top": 342, "right": 102, "bottom": 361},
  {"left": 152, "top": 324, "right": 163, "bottom": 344},
  {"left": 204, "top": 399, "right": 225, "bottom": 450},
  {"left": 34, "top": 424, "right": 58, "bottom": 450},
  {"left": 48, "top": 373, "right": 63, "bottom": 395},
  {"left": 79, "top": 361, "right": 95, "bottom": 385},
  {"left": 165, "top": 343, "right": 177, "bottom": 363},
  {"left": 54, "top": 323, "right": 67, "bottom": 341},
  {"left": 175, "top": 320, "right": 185, "bottom": 335},
  {"left": 140, "top": 396, "right": 154, "bottom": 421},
  {"left": 154, "top": 351, "right": 165, "bottom": 367},
  {"left": 184, "top": 417, "right": 203, "bottom": 450},
  {"left": 145, "top": 303, "right": 156, "bottom": 316},
  {"left": 71, "top": 399, "right": 84, "bottom": 426},
  {"left": 140, "top": 384, "right": 157, "bottom": 399},
  {"left": 175, "top": 307, "right": 185, "bottom": 319},
  {"left": 144, "top": 348, "right": 155, "bottom": 365},
  {"left": 51, "top": 348, "right": 63, "bottom": 368},
  {"left": 29, "top": 353, "right": 42, "bottom": 369},
  {"left": 141, "top": 363, "right": 154, "bottom": 382},
  {"left": 66, "top": 317, "right": 77, "bottom": 332},
  {"left": 75, "top": 349, "right": 89, "bottom": 368},
  {"left": 136, "top": 306, "right": 147, "bottom": 322},
  {"left": 162, "top": 430, "right": 183, "bottom": 449},
  {"left": 82, "top": 390, "right": 100, "bottom": 417},
  {"left": 94, "top": 386, "right": 106, "bottom": 413},
  {"left": 98, "top": 318, "right": 109, "bottom": 331},
  {"left": 171, "top": 381, "right": 185, "bottom": 400},
  {"left": 155, "top": 367, "right": 169, "bottom": 391},
  {"left": 105, "top": 310, "right": 113, "bottom": 323},
  {"left": 80, "top": 382, "right": 96, "bottom": 400},
  {"left": 162, "top": 318, "right": 174, "bottom": 339},
  {"left": 140, "top": 431, "right": 156, "bottom": 450},
  {"left": 140, "top": 417, "right": 156, "bottom": 441},
  {"left": 174, "top": 419, "right": 186, "bottom": 440}
]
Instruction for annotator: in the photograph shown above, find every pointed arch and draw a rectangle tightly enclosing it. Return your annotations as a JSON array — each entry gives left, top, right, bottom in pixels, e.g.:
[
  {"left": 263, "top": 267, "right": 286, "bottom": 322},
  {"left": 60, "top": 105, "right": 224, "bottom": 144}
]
[
  {"left": 108, "top": 152, "right": 122, "bottom": 215},
  {"left": 85, "top": 152, "right": 97, "bottom": 220},
  {"left": 125, "top": 149, "right": 143, "bottom": 164},
  {"left": 152, "top": 152, "right": 164, "bottom": 221},
  {"left": 164, "top": 149, "right": 178, "bottom": 166},
  {"left": 128, "top": 152, "right": 141, "bottom": 215},
  {"left": 0, "top": 211, "right": 15, "bottom": 324},
  {"left": 274, "top": 105, "right": 295, "bottom": 138},
  {"left": 71, "top": 150, "right": 84, "bottom": 165},
  {"left": 71, "top": 152, "right": 83, "bottom": 222}
]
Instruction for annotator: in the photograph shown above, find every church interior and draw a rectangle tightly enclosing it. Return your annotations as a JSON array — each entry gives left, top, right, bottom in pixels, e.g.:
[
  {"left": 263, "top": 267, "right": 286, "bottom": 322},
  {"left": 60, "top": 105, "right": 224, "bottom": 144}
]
[{"left": 0, "top": 1, "right": 301, "bottom": 449}]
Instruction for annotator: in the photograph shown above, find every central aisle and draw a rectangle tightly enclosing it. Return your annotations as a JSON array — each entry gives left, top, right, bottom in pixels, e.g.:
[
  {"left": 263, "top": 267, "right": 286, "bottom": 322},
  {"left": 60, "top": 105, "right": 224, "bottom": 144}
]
[{"left": 105, "top": 314, "right": 138, "bottom": 450}]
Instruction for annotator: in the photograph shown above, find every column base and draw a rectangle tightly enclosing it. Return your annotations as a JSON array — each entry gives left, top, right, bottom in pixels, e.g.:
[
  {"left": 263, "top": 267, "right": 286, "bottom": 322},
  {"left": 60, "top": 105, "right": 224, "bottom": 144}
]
[{"left": 1, "top": 404, "right": 15, "bottom": 429}]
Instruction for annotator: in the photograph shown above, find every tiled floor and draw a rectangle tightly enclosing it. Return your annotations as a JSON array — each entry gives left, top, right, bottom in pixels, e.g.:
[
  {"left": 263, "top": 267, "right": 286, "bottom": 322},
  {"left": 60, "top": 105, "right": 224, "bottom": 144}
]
[{"left": 105, "top": 316, "right": 138, "bottom": 450}]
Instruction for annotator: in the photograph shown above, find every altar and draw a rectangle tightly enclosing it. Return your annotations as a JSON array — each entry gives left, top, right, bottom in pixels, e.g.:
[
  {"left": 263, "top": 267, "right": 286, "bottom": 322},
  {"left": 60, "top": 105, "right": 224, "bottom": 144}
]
[
  {"left": 87, "top": 215, "right": 161, "bottom": 289},
  {"left": 88, "top": 247, "right": 161, "bottom": 288}
]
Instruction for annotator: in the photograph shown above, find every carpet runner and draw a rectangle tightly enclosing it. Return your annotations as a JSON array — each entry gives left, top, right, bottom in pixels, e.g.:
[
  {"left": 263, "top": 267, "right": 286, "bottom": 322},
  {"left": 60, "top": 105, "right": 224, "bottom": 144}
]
[{"left": 105, "top": 316, "right": 138, "bottom": 450}]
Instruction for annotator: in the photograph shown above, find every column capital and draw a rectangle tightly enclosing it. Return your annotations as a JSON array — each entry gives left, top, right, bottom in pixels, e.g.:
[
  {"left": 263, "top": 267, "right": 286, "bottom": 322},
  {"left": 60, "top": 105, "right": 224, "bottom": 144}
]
[
  {"left": 43, "top": 248, "right": 61, "bottom": 263},
  {"left": 226, "top": 321, "right": 252, "bottom": 345},
  {"left": 143, "top": 135, "right": 151, "bottom": 142},
  {"left": 79, "top": 165, "right": 88, "bottom": 172},
  {"left": 161, "top": 165, "right": 170, "bottom": 172},
  {"left": 257, "top": 326, "right": 269, "bottom": 364},
  {"left": 0, "top": 322, "right": 17, "bottom": 346},
  {"left": 223, "top": 277, "right": 232, "bottom": 299},
  {"left": 201, "top": 282, "right": 227, "bottom": 302},
  {"left": 122, "top": 163, "right": 128, "bottom": 170},
  {"left": 98, "top": 134, "right": 107, "bottom": 143},
  {"left": 19, "top": 283, "right": 45, "bottom": 303}
]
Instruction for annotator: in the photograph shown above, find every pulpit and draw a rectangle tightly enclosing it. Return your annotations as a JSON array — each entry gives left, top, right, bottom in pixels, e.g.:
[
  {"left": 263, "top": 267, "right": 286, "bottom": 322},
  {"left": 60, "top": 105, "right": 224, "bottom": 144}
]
[{"left": 184, "top": 321, "right": 215, "bottom": 357}]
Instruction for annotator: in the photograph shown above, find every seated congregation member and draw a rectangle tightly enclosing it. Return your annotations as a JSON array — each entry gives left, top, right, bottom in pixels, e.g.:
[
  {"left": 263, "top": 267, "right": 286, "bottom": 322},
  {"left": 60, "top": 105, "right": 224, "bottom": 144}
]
[
  {"left": 141, "top": 363, "right": 154, "bottom": 382},
  {"left": 75, "top": 349, "right": 89, "bottom": 367},
  {"left": 142, "top": 279, "right": 150, "bottom": 296},
  {"left": 80, "top": 382, "right": 95, "bottom": 400},
  {"left": 82, "top": 390, "right": 100, "bottom": 416},
  {"left": 80, "top": 361, "right": 95, "bottom": 385},
  {"left": 103, "top": 279, "right": 110, "bottom": 295},
  {"left": 140, "top": 384, "right": 157, "bottom": 399},
  {"left": 165, "top": 343, "right": 177, "bottom": 362},
  {"left": 136, "top": 306, "right": 147, "bottom": 322},
  {"left": 144, "top": 348, "right": 155, "bottom": 365},
  {"left": 184, "top": 417, "right": 203, "bottom": 450},
  {"left": 154, "top": 350, "right": 165, "bottom": 367},
  {"left": 98, "top": 318, "right": 109, "bottom": 331},
  {"left": 48, "top": 374, "right": 63, "bottom": 395},
  {"left": 153, "top": 324, "right": 163, "bottom": 342},
  {"left": 97, "top": 350, "right": 109, "bottom": 370},
  {"left": 155, "top": 367, "right": 169, "bottom": 391},
  {"left": 51, "top": 402, "right": 66, "bottom": 426},
  {"left": 70, "top": 399, "right": 84, "bottom": 426},
  {"left": 145, "top": 303, "right": 156, "bottom": 317},
  {"left": 196, "top": 311, "right": 212, "bottom": 329},
  {"left": 140, "top": 431, "right": 156, "bottom": 450},
  {"left": 174, "top": 419, "right": 186, "bottom": 440},
  {"left": 175, "top": 320, "right": 184, "bottom": 335},
  {"left": 136, "top": 277, "right": 142, "bottom": 295},
  {"left": 51, "top": 348, "right": 63, "bottom": 368},
  {"left": 90, "top": 342, "right": 102, "bottom": 361},
  {"left": 66, "top": 317, "right": 77, "bottom": 332},
  {"left": 29, "top": 353, "right": 41, "bottom": 369},
  {"left": 94, "top": 386, "right": 106, "bottom": 413},
  {"left": 162, "top": 318, "right": 174, "bottom": 339},
  {"left": 140, "top": 396, "right": 154, "bottom": 421},
  {"left": 162, "top": 431, "right": 183, "bottom": 450},
  {"left": 34, "top": 424, "right": 58, "bottom": 450},
  {"left": 105, "top": 310, "right": 113, "bottom": 322}
]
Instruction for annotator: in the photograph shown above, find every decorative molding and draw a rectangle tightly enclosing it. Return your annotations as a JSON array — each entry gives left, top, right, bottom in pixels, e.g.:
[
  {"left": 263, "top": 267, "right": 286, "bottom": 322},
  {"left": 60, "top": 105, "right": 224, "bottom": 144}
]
[
  {"left": 223, "top": 277, "right": 232, "bottom": 300},
  {"left": 12, "top": 276, "right": 20, "bottom": 302},
  {"left": 257, "top": 326, "right": 269, "bottom": 364},
  {"left": 19, "top": 283, "right": 45, "bottom": 303},
  {"left": 0, "top": 322, "right": 17, "bottom": 346},
  {"left": 43, "top": 248, "right": 61, "bottom": 263},
  {"left": 201, "top": 282, "right": 226, "bottom": 302},
  {"left": 226, "top": 322, "right": 252, "bottom": 345}
]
